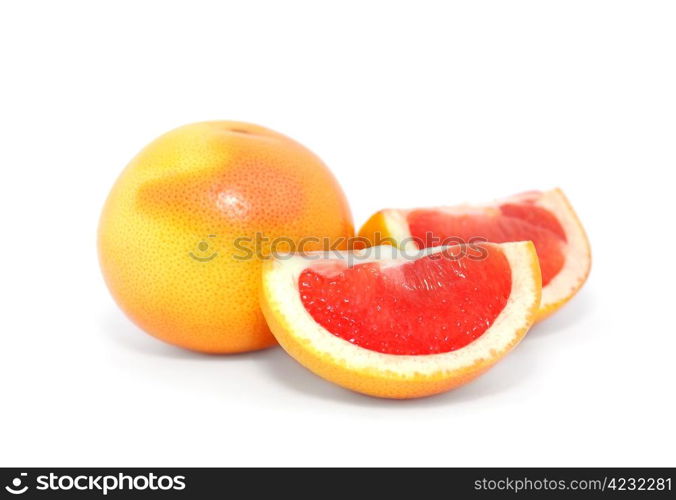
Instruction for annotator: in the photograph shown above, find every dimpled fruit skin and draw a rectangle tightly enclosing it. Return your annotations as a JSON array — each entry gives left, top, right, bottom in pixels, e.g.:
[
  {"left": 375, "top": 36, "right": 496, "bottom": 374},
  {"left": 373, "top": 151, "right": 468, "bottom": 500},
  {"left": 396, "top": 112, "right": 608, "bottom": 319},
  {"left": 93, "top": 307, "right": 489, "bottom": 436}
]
[{"left": 98, "top": 121, "right": 354, "bottom": 353}]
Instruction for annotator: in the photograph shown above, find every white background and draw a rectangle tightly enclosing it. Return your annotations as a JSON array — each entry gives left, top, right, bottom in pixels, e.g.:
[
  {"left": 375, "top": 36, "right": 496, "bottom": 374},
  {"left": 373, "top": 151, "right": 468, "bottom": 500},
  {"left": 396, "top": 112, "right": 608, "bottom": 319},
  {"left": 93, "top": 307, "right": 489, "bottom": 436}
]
[{"left": 1, "top": 1, "right": 675, "bottom": 467}]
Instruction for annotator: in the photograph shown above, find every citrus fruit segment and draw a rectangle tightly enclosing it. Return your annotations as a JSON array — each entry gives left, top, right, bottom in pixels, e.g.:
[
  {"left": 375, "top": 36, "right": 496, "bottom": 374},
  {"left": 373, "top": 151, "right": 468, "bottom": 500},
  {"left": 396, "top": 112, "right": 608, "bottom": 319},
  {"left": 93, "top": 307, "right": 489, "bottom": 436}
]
[
  {"left": 98, "top": 121, "right": 353, "bottom": 353},
  {"left": 359, "top": 189, "right": 590, "bottom": 321},
  {"left": 261, "top": 242, "right": 541, "bottom": 399}
]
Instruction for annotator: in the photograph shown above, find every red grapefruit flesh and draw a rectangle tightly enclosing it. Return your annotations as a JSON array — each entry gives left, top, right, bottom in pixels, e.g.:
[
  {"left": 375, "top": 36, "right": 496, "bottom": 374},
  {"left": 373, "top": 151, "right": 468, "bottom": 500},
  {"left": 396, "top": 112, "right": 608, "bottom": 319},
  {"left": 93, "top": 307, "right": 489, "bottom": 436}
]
[
  {"left": 299, "top": 245, "right": 512, "bottom": 355},
  {"left": 408, "top": 205, "right": 564, "bottom": 286}
]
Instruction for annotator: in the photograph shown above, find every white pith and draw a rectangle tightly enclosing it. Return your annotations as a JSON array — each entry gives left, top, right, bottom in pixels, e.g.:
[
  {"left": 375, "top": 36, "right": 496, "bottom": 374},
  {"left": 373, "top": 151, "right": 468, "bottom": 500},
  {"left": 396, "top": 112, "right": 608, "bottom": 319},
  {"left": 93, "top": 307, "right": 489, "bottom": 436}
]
[
  {"left": 262, "top": 242, "right": 539, "bottom": 377},
  {"left": 380, "top": 188, "right": 591, "bottom": 312}
]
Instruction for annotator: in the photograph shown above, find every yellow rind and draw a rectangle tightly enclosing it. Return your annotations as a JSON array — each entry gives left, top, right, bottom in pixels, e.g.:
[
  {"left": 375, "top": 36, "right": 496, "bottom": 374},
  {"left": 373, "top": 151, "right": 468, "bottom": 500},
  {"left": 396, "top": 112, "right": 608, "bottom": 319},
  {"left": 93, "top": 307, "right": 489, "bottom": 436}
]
[{"left": 533, "top": 188, "right": 591, "bottom": 321}]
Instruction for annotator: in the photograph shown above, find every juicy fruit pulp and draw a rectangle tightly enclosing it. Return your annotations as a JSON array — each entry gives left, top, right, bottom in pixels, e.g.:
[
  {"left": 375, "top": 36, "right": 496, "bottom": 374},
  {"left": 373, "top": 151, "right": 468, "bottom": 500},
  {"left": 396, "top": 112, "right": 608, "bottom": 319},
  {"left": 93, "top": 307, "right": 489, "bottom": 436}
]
[
  {"left": 408, "top": 202, "right": 565, "bottom": 286},
  {"left": 299, "top": 245, "right": 512, "bottom": 355}
]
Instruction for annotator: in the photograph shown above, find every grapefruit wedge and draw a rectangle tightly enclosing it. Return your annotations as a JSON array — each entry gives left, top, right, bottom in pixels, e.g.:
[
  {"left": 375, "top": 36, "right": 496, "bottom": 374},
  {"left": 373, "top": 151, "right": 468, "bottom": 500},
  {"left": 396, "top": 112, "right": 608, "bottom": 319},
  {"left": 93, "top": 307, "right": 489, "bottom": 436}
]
[
  {"left": 261, "top": 242, "right": 541, "bottom": 399},
  {"left": 359, "top": 189, "right": 590, "bottom": 321}
]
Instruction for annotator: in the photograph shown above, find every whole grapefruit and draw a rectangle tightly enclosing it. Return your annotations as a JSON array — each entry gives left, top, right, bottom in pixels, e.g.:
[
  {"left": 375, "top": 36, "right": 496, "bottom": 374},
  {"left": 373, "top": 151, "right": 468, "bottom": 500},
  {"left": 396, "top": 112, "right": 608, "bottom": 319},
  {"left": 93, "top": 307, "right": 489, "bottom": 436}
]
[{"left": 99, "top": 121, "right": 353, "bottom": 353}]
